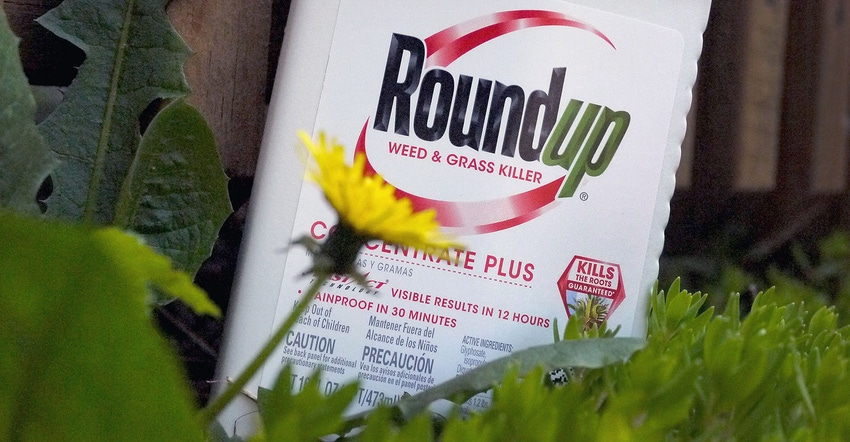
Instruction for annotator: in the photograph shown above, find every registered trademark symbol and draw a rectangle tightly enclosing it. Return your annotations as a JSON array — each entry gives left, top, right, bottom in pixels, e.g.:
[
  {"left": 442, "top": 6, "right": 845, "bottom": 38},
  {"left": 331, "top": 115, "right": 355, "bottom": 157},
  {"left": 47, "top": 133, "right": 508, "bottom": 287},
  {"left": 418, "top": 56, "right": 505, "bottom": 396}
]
[{"left": 580, "top": 192, "right": 589, "bottom": 201}]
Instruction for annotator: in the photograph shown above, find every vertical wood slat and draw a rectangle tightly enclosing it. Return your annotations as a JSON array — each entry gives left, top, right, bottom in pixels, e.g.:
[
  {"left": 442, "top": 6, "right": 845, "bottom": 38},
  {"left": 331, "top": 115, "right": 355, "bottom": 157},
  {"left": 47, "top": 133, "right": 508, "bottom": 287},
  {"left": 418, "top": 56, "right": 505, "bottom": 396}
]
[
  {"left": 167, "top": 0, "right": 273, "bottom": 178},
  {"left": 734, "top": 0, "right": 791, "bottom": 191},
  {"left": 776, "top": 0, "right": 819, "bottom": 206},
  {"left": 688, "top": 2, "right": 745, "bottom": 198},
  {"left": 811, "top": 0, "right": 850, "bottom": 193}
]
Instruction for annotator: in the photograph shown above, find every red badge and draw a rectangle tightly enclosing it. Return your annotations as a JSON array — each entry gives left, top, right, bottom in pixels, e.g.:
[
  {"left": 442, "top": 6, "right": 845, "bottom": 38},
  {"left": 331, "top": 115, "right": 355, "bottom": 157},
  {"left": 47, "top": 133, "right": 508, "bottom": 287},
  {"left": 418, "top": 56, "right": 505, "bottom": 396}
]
[{"left": 557, "top": 256, "right": 625, "bottom": 327}]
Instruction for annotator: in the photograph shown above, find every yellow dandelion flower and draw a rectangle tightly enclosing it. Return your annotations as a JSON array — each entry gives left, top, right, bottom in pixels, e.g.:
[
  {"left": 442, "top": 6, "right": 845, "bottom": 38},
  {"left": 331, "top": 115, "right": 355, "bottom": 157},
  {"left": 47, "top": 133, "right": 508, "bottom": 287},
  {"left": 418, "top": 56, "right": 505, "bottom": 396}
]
[{"left": 297, "top": 130, "right": 462, "bottom": 275}]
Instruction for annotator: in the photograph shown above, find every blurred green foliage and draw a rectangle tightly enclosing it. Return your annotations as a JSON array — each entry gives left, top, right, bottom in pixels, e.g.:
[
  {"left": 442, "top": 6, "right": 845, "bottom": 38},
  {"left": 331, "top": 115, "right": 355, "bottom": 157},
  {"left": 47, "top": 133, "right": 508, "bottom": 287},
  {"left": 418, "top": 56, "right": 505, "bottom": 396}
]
[
  {"left": 0, "top": 212, "right": 215, "bottom": 441},
  {"left": 225, "top": 280, "right": 850, "bottom": 441},
  {"left": 666, "top": 230, "right": 850, "bottom": 325},
  {"left": 6, "top": 209, "right": 848, "bottom": 441}
]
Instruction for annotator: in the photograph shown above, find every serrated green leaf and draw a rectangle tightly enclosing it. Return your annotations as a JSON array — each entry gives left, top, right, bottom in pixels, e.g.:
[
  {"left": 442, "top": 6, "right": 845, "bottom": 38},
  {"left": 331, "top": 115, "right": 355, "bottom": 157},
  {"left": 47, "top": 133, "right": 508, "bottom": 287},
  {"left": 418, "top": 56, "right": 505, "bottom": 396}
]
[
  {"left": 0, "top": 212, "right": 204, "bottom": 441},
  {"left": 114, "top": 99, "right": 230, "bottom": 275},
  {"left": 720, "top": 343, "right": 767, "bottom": 409},
  {"left": 648, "top": 279, "right": 711, "bottom": 343},
  {"left": 0, "top": 7, "right": 58, "bottom": 214},
  {"left": 723, "top": 292, "right": 741, "bottom": 324},
  {"left": 648, "top": 280, "right": 676, "bottom": 337},
  {"left": 689, "top": 305, "right": 715, "bottom": 335},
  {"left": 665, "top": 289, "right": 694, "bottom": 330},
  {"left": 653, "top": 279, "right": 667, "bottom": 308},
  {"left": 37, "top": 0, "right": 192, "bottom": 224},
  {"left": 792, "top": 352, "right": 816, "bottom": 419},
  {"left": 390, "top": 337, "right": 644, "bottom": 420},
  {"left": 808, "top": 306, "right": 838, "bottom": 338},
  {"left": 561, "top": 313, "right": 584, "bottom": 340}
]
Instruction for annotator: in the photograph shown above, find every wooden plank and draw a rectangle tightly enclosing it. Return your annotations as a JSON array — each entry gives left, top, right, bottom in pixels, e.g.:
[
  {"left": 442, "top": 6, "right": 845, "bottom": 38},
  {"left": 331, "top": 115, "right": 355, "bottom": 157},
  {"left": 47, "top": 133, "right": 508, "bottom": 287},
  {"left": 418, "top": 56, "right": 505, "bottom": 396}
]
[
  {"left": 767, "top": 0, "right": 833, "bottom": 248},
  {"left": 810, "top": 0, "right": 850, "bottom": 192},
  {"left": 167, "top": 0, "right": 273, "bottom": 178},
  {"left": 689, "top": 2, "right": 745, "bottom": 195},
  {"left": 775, "top": 0, "right": 817, "bottom": 205},
  {"left": 734, "top": 0, "right": 791, "bottom": 191},
  {"left": 678, "top": 2, "right": 748, "bottom": 233}
]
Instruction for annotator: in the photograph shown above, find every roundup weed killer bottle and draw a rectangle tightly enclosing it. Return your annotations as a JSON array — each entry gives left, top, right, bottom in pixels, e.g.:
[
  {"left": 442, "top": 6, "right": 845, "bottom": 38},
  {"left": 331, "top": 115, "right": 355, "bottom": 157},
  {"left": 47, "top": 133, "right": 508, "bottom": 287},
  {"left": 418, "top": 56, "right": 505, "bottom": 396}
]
[{"left": 214, "top": 0, "right": 711, "bottom": 437}]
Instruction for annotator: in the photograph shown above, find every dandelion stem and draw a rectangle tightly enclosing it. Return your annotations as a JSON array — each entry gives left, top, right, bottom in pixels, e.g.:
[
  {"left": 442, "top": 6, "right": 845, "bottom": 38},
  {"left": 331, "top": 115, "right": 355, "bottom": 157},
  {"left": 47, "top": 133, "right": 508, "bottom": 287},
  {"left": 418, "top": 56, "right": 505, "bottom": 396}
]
[{"left": 198, "top": 271, "right": 330, "bottom": 427}]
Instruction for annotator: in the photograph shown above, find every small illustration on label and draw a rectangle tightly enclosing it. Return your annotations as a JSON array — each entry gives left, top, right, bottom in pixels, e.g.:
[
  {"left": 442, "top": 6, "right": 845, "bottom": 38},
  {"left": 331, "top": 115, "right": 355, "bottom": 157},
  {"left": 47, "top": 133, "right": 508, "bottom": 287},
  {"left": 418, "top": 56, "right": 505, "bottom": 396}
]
[{"left": 557, "top": 255, "right": 625, "bottom": 328}]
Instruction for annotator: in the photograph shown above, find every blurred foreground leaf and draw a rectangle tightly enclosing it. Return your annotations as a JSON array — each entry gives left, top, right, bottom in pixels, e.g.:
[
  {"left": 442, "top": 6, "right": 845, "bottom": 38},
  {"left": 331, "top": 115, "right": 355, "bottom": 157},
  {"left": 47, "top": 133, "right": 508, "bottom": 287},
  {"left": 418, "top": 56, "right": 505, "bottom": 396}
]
[{"left": 0, "top": 212, "right": 211, "bottom": 440}]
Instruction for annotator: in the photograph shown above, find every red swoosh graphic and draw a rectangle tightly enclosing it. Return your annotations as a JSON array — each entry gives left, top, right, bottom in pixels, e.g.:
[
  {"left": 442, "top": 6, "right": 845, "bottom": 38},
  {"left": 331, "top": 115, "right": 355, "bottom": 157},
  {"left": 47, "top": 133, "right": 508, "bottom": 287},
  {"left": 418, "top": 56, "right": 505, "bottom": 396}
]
[{"left": 425, "top": 10, "right": 615, "bottom": 68}]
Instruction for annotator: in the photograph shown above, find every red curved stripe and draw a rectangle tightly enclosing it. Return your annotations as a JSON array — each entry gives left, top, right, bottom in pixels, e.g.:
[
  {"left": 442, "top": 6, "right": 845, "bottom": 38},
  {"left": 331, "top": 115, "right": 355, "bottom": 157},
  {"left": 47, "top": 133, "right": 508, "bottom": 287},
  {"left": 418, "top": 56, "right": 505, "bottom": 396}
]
[{"left": 425, "top": 10, "right": 615, "bottom": 68}]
